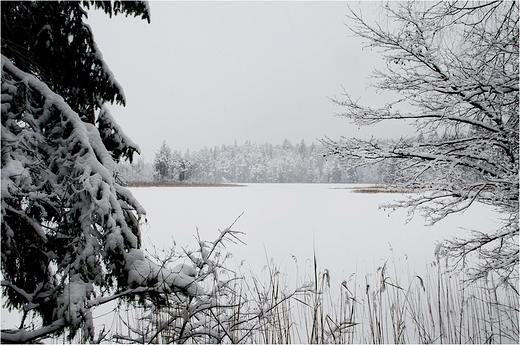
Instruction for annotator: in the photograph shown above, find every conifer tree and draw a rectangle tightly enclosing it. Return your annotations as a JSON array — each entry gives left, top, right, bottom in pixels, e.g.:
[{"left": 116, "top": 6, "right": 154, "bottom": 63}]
[
  {"left": 154, "top": 141, "right": 174, "bottom": 181},
  {"left": 0, "top": 2, "right": 199, "bottom": 342}
]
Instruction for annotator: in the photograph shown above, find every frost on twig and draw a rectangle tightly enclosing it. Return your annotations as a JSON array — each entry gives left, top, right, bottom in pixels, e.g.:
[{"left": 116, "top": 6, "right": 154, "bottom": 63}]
[
  {"left": 112, "top": 216, "right": 315, "bottom": 344},
  {"left": 322, "top": 1, "right": 519, "bottom": 281}
]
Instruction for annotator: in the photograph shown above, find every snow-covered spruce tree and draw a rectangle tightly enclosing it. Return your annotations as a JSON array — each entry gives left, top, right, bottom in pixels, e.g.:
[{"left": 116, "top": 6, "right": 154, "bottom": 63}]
[
  {"left": 151, "top": 143, "right": 195, "bottom": 183},
  {"left": 1, "top": 1, "right": 202, "bottom": 342},
  {"left": 154, "top": 141, "right": 174, "bottom": 181},
  {"left": 322, "top": 1, "right": 518, "bottom": 281}
]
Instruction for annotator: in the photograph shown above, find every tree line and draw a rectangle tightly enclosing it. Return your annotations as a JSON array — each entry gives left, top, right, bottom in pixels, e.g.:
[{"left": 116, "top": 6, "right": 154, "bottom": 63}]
[{"left": 116, "top": 138, "right": 429, "bottom": 184}]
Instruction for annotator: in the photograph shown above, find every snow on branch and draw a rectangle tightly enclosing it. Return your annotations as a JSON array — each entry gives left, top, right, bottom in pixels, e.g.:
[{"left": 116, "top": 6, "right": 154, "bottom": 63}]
[
  {"left": 1, "top": 54, "right": 204, "bottom": 342},
  {"left": 97, "top": 105, "right": 141, "bottom": 163},
  {"left": 2, "top": 58, "right": 256, "bottom": 342},
  {"left": 324, "top": 1, "right": 518, "bottom": 280}
]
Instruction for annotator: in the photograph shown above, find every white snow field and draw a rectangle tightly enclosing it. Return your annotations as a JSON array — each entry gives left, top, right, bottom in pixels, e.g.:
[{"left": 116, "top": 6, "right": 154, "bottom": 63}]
[
  {"left": 1, "top": 183, "right": 504, "bottom": 339},
  {"left": 132, "top": 183, "right": 499, "bottom": 284}
]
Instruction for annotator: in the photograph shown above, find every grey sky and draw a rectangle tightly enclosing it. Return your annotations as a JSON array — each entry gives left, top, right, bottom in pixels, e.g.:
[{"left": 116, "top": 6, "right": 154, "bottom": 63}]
[{"left": 86, "top": 1, "right": 410, "bottom": 161}]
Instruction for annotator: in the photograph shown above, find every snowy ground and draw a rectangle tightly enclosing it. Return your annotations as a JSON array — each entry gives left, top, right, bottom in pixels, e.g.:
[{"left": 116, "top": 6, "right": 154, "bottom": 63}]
[
  {"left": 132, "top": 183, "right": 499, "bottom": 289},
  {"left": 1, "top": 183, "right": 501, "bottom": 334}
]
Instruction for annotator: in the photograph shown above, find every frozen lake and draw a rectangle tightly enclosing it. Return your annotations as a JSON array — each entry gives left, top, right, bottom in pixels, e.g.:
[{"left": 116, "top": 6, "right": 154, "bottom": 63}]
[
  {"left": 132, "top": 183, "right": 500, "bottom": 288},
  {"left": 1, "top": 183, "right": 503, "bottom": 335}
]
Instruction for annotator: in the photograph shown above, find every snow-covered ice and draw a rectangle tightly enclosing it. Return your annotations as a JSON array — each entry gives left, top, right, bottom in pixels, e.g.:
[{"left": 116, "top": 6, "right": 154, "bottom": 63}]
[
  {"left": 1, "top": 183, "right": 501, "bottom": 333},
  {"left": 131, "top": 183, "right": 500, "bottom": 287}
]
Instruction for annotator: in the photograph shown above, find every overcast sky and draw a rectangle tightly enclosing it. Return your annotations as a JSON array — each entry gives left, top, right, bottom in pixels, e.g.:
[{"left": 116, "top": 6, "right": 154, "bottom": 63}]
[{"left": 86, "top": 1, "right": 411, "bottom": 161}]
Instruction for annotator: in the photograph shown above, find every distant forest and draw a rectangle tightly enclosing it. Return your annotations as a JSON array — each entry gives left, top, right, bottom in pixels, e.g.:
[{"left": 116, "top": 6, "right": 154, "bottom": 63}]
[{"left": 117, "top": 137, "right": 432, "bottom": 184}]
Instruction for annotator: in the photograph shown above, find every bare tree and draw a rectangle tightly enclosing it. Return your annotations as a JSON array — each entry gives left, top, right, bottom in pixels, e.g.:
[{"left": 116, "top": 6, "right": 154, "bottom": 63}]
[{"left": 322, "top": 1, "right": 518, "bottom": 281}]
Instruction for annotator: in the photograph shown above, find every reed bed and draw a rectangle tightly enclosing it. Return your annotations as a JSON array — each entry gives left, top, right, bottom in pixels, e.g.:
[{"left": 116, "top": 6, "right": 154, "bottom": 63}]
[{"left": 110, "top": 251, "right": 518, "bottom": 344}]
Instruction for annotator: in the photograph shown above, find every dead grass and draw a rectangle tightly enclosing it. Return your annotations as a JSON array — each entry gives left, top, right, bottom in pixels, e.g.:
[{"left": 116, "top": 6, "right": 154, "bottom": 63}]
[
  {"left": 332, "top": 185, "right": 419, "bottom": 194},
  {"left": 352, "top": 187, "right": 418, "bottom": 194},
  {"left": 125, "top": 181, "right": 246, "bottom": 188},
  {"left": 113, "top": 249, "right": 519, "bottom": 344}
]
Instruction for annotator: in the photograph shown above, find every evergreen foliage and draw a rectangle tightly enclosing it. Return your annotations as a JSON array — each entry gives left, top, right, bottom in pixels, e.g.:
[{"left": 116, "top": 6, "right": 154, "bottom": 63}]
[
  {"left": 1, "top": 1, "right": 149, "bottom": 124},
  {"left": 122, "top": 139, "right": 400, "bottom": 185},
  {"left": 0, "top": 1, "right": 156, "bottom": 342},
  {"left": 153, "top": 141, "right": 192, "bottom": 182}
]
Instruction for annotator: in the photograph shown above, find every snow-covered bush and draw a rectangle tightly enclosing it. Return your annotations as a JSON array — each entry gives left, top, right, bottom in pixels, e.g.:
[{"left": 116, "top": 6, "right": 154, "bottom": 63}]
[{"left": 110, "top": 220, "right": 314, "bottom": 344}]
